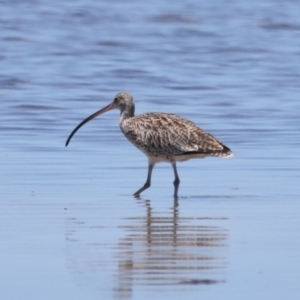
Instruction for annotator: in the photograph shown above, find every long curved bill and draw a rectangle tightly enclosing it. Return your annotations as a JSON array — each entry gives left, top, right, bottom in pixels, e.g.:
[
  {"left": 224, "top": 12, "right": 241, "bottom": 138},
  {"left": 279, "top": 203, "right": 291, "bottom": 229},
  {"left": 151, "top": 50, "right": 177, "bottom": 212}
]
[{"left": 65, "top": 102, "right": 115, "bottom": 147}]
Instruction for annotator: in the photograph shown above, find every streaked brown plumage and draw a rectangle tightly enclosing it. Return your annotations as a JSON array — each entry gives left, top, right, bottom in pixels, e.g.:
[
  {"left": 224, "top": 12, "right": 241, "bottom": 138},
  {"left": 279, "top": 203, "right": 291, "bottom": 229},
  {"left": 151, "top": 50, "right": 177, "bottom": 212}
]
[{"left": 66, "top": 92, "right": 232, "bottom": 197}]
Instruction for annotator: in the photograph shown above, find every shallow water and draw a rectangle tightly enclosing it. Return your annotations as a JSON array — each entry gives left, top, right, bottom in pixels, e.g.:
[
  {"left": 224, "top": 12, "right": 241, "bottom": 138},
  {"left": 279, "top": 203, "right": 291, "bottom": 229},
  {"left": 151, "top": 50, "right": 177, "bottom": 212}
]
[{"left": 1, "top": 0, "right": 300, "bottom": 299}]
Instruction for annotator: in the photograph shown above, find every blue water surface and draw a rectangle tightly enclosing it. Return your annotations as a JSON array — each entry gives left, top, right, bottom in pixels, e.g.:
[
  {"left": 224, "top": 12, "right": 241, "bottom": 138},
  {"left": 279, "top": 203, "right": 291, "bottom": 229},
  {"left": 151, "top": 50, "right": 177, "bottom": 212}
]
[{"left": 1, "top": 0, "right": 300, "bottom": 299}]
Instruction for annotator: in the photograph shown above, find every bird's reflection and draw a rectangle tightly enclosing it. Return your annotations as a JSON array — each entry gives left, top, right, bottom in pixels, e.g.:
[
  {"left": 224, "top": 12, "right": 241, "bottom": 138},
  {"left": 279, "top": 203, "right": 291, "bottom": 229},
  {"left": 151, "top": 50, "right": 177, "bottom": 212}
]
[
  {"left": 114, "top": 198, "right": 228, "bottom": 299},
  {"left": 64, "top": 198, "right": 228, "bottom": 299}
]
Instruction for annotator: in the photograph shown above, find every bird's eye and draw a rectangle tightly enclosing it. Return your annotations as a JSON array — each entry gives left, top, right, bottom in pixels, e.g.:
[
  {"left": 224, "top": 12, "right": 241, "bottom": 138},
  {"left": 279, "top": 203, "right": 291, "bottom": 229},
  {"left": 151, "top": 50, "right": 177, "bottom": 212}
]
[{"left": 114, "top": 97, "right": 118, "bottom": 102}]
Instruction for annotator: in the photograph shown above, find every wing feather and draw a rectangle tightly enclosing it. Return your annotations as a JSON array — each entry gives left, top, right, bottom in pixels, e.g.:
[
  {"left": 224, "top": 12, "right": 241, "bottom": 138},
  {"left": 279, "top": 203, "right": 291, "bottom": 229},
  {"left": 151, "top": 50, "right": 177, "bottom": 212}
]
[{"left": 121, "top": 113, "right": 228, "bottom": 156}]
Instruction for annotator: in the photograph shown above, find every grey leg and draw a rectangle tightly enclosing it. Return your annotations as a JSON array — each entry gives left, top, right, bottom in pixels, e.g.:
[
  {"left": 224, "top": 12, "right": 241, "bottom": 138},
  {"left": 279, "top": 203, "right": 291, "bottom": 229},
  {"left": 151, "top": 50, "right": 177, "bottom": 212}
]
[
  {"left": 134, "top": 163, "right": 154, "bottom": 196},
  {"left": 172, "top": 162, "right": 180, "bottom": 198}
]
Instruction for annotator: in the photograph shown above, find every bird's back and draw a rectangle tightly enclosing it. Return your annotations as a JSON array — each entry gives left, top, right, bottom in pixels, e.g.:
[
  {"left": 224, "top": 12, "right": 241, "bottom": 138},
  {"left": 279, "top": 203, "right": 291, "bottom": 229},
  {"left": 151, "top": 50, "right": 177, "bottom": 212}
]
[{"left": 120, "top": 112, "right": 232, "bottom": 160}]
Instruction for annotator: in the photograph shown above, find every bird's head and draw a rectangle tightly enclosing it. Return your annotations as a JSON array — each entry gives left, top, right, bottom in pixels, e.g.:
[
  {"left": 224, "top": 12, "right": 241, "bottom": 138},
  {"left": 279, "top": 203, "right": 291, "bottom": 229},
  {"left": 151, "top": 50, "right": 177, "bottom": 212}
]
[{"left": 113, "top": 92, "right": 134, "bottom": 112}]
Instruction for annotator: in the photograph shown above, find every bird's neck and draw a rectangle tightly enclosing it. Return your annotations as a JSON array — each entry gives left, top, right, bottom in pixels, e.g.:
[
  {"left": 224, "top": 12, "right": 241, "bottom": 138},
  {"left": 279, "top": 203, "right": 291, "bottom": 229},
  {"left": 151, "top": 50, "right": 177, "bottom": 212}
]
[{"left": 120, "top": 105, "right": 135, "bottom": 122}]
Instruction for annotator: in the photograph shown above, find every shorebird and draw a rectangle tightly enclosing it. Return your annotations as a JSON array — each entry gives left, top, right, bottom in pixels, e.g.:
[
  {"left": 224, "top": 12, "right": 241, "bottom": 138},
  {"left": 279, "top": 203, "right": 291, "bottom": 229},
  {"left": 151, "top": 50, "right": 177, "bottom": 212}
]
[{"left": 66, "top": 92, "right": 232, "bottom": 197}]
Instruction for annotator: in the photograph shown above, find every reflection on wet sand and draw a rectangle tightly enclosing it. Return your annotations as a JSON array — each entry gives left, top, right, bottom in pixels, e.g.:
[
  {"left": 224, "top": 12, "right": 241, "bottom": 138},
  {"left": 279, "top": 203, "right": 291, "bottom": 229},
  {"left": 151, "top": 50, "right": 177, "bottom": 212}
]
[
  {"left": 115, "top": 198, "right": 228, "bottom": 298},
  {"left": 64, "top": 198, "right": 228, "bottom": 299}
]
